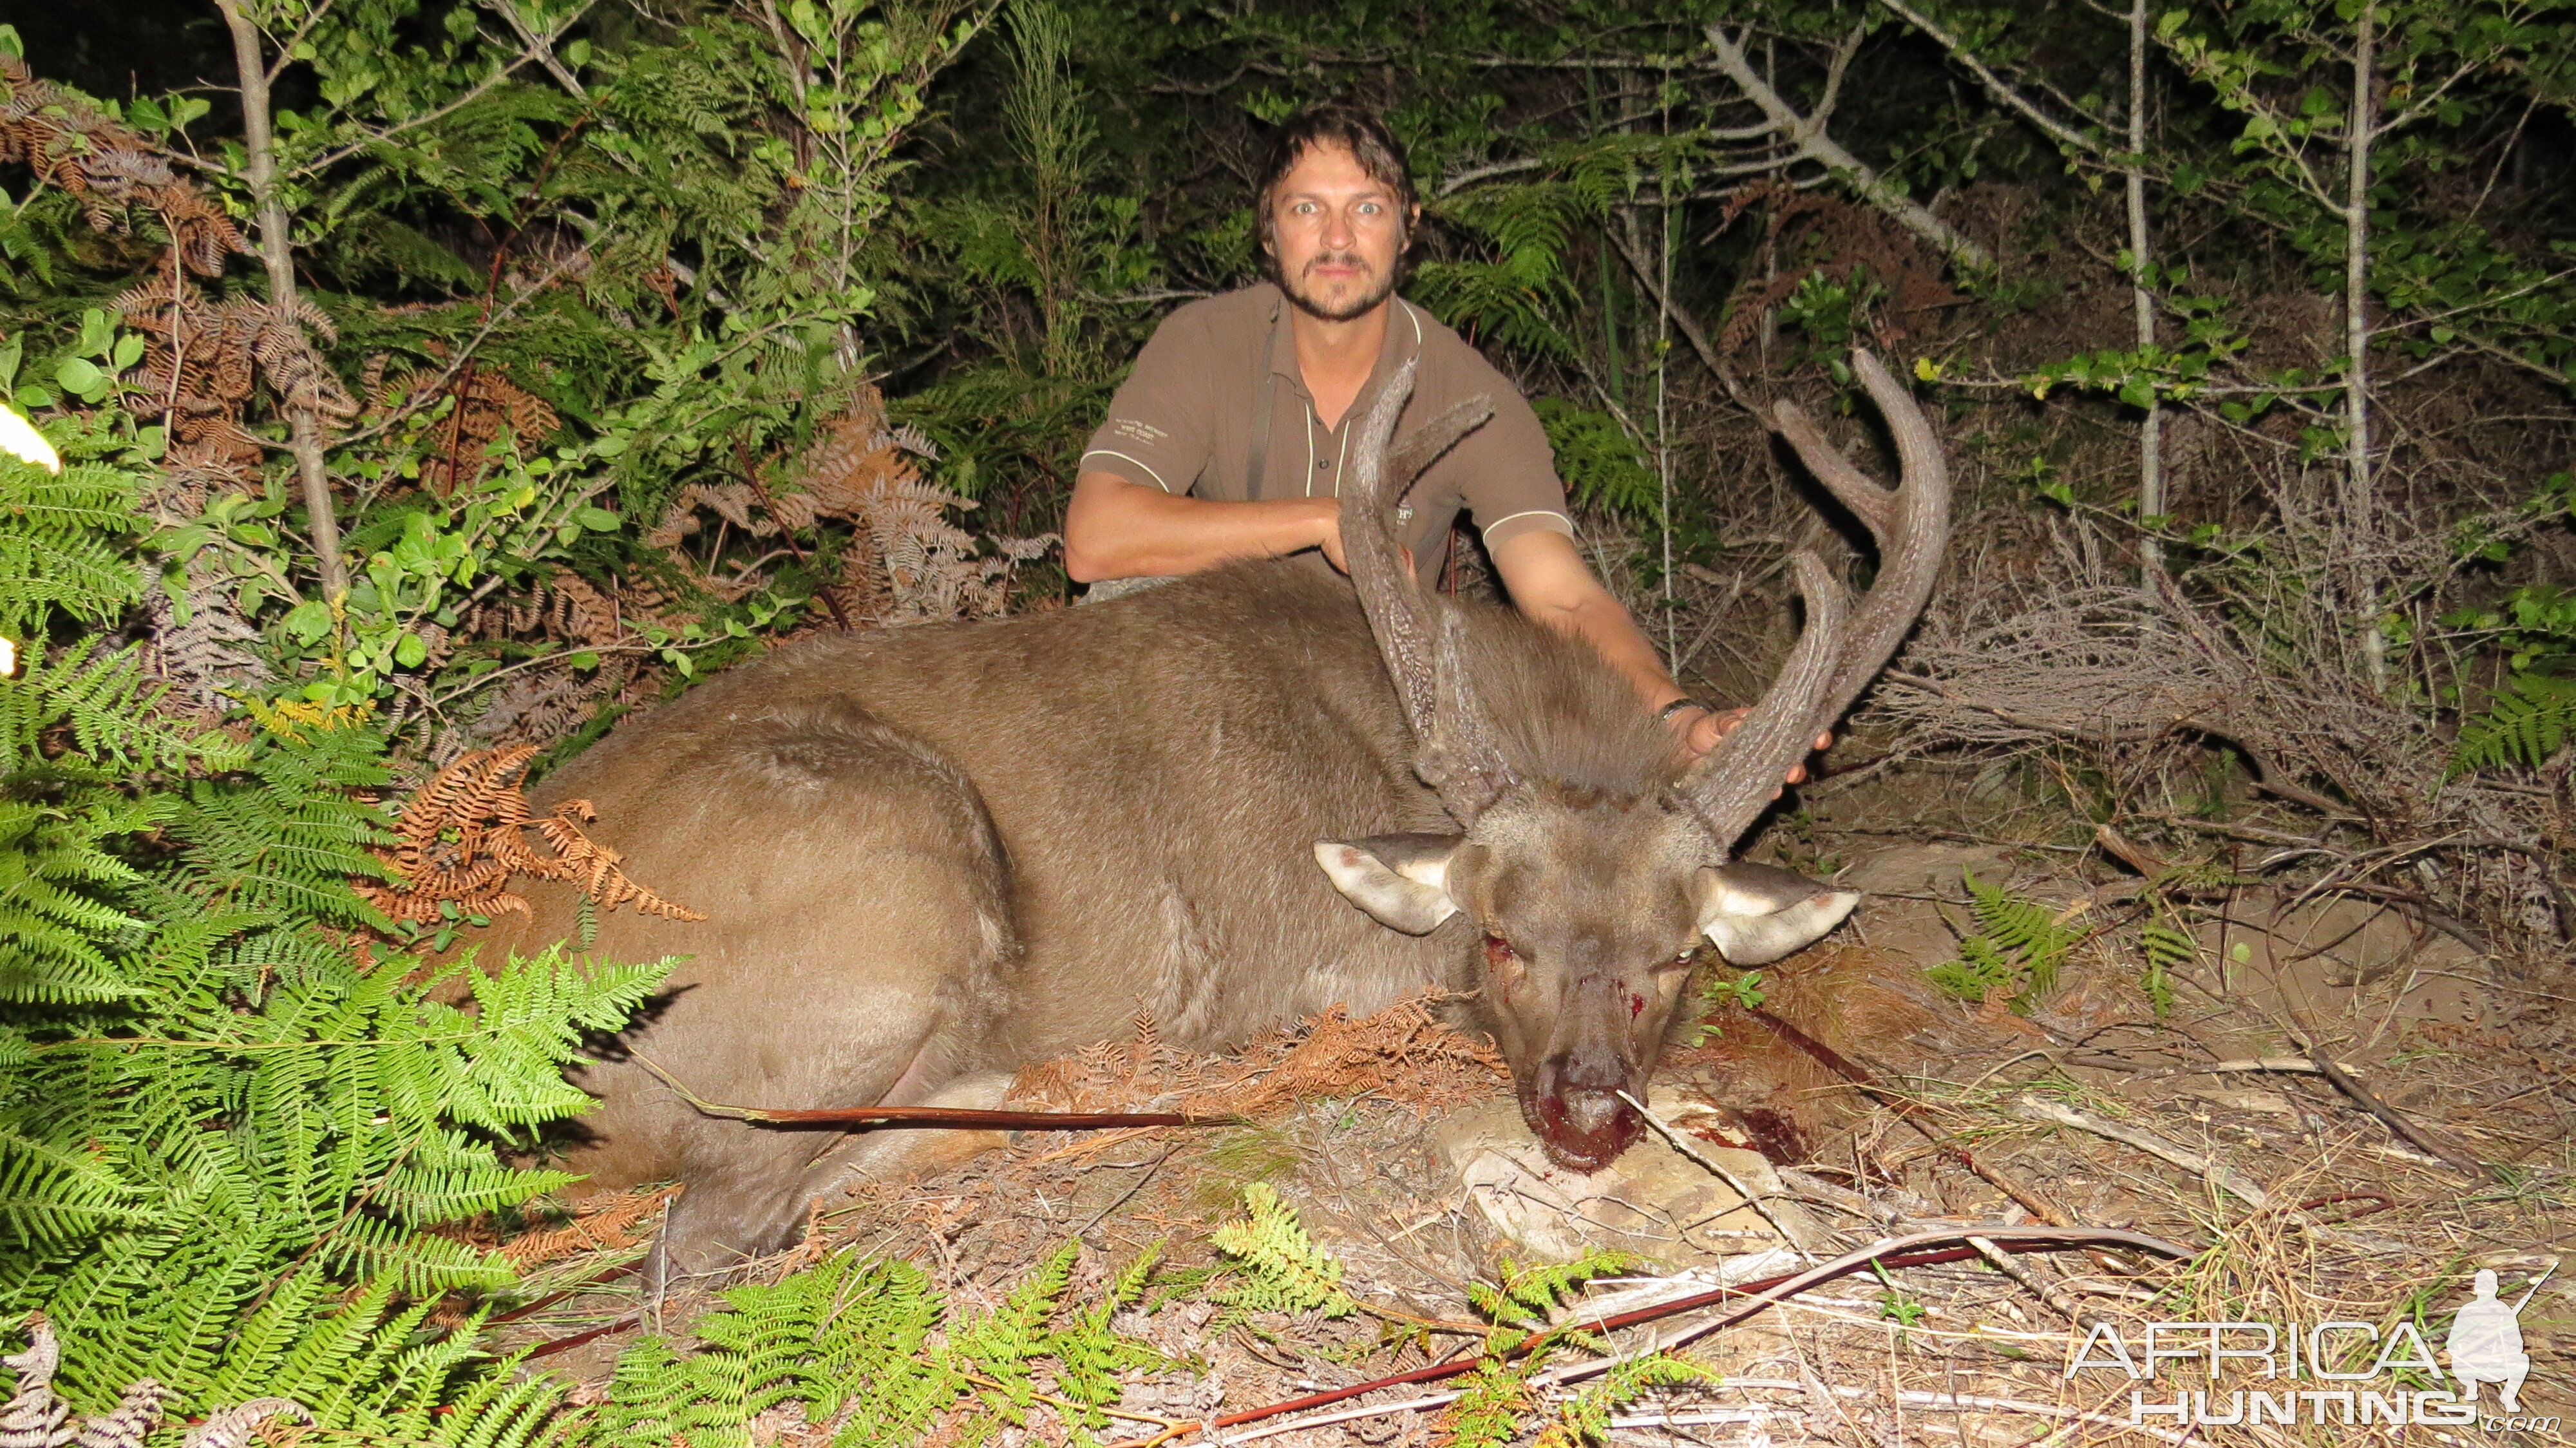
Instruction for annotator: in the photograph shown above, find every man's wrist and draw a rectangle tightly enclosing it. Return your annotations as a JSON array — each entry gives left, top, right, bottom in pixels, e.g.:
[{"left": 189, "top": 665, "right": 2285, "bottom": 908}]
[{"left": 1656, "top": 696, "right": 1718, "bottom": 723}]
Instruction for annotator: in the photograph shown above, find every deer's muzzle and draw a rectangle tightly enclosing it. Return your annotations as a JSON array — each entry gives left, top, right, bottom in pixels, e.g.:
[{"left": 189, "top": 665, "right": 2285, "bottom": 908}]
[{"left": 1521, "top": 1050, "right": 1643, "bottom": 1174}]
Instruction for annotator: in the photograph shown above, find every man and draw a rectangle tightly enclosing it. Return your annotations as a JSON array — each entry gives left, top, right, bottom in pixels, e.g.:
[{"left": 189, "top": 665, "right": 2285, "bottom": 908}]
[
  {"left": 1066, "top": 102, "right": 1769, "bottom": 763},
  {"left": 2446, "top": 1268, "right": 2533, "bottom": 1413}
]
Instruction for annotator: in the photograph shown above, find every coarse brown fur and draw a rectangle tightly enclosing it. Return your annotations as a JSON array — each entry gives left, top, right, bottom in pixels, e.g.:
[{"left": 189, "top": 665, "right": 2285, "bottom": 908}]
[
  {"left": 483, "top": 560, "right": 1676, "bottom": 1273},
  {"left": 482, "top": 352, "right": 1942, "bottom": 1279}
]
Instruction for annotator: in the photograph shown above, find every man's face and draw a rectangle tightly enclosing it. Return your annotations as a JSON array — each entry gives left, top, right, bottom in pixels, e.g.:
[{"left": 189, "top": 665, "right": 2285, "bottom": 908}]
[{"left": 1265, "top": 142, "right": 1410, "bottom": 323}]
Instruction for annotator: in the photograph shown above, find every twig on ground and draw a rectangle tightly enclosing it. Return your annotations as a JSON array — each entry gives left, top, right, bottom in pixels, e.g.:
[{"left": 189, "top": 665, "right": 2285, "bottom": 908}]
[
  {"left": 2012, "top": 1094, "right": 2275, "bottom": 1210},
  {"left": 1964, "top": 1234, "right": 2089, "bottom": 1324},
  {"left": 1106, "top": 1226, "right": 2195, "bottom": 1448},
  {"left": 2304, "top": 1045, "right": 2491, "bottom": 1179},
  {"left": 1620, "top": 1089, "right": 1817, "bottom": 1261}
]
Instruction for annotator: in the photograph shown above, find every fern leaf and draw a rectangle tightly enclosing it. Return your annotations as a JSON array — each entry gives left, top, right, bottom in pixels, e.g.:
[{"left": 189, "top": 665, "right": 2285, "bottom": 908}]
[
  {"left": 1209, "top": 1182, "right": 1357, "bottom": 1320},
  {"left": 2450, "top": 673, "right": 2576, "bottom": 776}
]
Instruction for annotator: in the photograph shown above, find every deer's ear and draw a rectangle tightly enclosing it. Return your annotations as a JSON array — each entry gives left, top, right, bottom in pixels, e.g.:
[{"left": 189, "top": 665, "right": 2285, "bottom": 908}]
[
  {"left": 1314, "top": 834, "right": 1464, "bottom": 935},
  {"left": 1694, "top": 862, "right": 1861, "bottom": 965}
]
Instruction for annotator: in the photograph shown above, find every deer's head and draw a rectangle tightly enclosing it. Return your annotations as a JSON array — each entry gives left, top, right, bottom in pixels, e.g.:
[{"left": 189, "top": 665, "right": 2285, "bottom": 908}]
[{"left": 1315, "top": 354, "right": 1948, "bottom": 1172}]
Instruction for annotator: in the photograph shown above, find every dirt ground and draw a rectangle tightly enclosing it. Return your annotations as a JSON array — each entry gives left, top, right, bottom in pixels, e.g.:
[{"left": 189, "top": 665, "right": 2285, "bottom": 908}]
[{"left": 493, "top": 808, "right": 2576, "bottom": 1447}]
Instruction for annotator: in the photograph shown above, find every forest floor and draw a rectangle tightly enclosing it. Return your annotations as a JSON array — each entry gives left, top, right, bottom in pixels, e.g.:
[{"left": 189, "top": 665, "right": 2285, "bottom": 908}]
[{"left": 488, "top": 803, "right": 2576, "bottom": 1447}]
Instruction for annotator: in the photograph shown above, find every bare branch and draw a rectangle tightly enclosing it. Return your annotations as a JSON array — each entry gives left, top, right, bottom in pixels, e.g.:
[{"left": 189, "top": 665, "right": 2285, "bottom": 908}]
[
  {"left": 216, "top": 0, "right": 346, "bottom": 600},
  {"left": 1870, "top": 0, "right": 2107, "bottom": 155},
  {"left": 1701, "top": 24, "right": 1993, "bottom": 271}
]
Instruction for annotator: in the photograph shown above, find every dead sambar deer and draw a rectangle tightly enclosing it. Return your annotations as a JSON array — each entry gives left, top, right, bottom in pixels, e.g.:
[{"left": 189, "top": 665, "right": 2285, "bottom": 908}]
[{"left": 484, "top": 350, "right": 1948, "bottom": 1277}]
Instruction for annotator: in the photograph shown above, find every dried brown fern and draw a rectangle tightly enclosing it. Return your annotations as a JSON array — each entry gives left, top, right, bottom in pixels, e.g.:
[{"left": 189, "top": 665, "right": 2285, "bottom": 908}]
[
  {"left": 0, "top": 55, "right": 244, "bottom": 274},
  {"left": 638, "top": 387, "right": 1054, "bottom": 622},
  {"left": 499, "top": 1184, "right": 682, "bottom": 1270},
  {"left": 360, "top": 745, "right": 705, "bottom": 924},
  {"left": 1010, "top": 989, "right": 1507, "bottom": 1125},
  {"left": 374, "top": 346, "right": 560, "bottom": 495},
  {"left": 115, "top": 275, "right": 355, "bottom": 477}
]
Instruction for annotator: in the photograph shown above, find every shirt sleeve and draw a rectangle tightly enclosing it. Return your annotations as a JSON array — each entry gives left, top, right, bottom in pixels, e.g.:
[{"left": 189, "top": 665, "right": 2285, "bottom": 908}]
[
  {"left": 1080, "top": 309, "right": 1215, "bottom": 495},
  {"left": 1442, "top": 386, "right": 1574, "bottom": 549}
]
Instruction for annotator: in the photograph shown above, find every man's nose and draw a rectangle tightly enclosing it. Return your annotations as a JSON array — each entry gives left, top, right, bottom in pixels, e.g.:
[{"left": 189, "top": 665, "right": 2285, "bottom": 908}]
[{"left": 1319, "top": 204, "right": 1357, "bottom": 250}]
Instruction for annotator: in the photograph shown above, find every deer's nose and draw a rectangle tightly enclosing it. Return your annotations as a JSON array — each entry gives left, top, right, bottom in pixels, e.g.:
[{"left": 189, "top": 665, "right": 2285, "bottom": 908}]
[{"left": 1525, "top": 1051, "right": 1643, "bottom": 1174}]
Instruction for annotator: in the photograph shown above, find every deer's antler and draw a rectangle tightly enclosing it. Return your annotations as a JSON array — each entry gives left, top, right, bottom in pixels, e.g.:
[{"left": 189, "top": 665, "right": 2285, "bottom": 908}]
[
  {"left": 1679, "top": 350, "right": 1951, "bottom": 848},
  {"left": 1344, "top": 362, "right": 1514, "bottom": 823}
]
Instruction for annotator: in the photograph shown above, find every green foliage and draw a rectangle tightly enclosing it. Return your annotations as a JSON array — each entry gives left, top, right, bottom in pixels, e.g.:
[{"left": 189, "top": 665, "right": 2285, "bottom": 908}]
[
  {"left": 593, "top": 1242, "right": 1163, "bottom": 1448},
  {"left": 1537, "top": 1352, "right": 1714, "bottom": 1448},
  {"left": 1870, "top": 1258, "right": 1927, "bottom": 1339},
  {"left": 2, "top": 934, "right": 672, "bottom": 1414},
  {"left": 1465, "top": 1249, "right": 1638, "bottom": 1337},
  {"left": 1209, "top": 1181, "right": 1357, "bottom": 1320},
  {"left": 2450, "top": 672, "right": 2576, "bottom": 776},
  {"left": 1534, "top": 398, "right": 1659, "bottom": 514},
  {"left": 2137, "top": 917, "right": 2197, "bottom": 1020},
  {"left": 1443, "top": 1248, "right": 1700, "bottom": 1448},
  {"left": 1926, "top": 872, "right": 2083, "bottom": 1010}
]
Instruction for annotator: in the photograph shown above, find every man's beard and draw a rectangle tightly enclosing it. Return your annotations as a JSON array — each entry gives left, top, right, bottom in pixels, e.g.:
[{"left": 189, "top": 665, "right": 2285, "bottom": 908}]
[{"left": 1283, "top": 250, "right": 1397, "bottom": 323}]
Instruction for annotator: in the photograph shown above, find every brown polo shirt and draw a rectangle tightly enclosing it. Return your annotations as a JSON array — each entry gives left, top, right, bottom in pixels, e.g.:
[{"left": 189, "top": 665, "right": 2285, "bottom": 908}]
[{"left": 1081, "top": 283, "right": 1575, "bottom": 576}]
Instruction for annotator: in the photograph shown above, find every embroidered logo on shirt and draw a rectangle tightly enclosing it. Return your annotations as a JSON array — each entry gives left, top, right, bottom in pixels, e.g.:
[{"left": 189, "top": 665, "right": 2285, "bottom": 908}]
[{"left": 1111, "top": 419, "right": 1168, "bottom": 444}]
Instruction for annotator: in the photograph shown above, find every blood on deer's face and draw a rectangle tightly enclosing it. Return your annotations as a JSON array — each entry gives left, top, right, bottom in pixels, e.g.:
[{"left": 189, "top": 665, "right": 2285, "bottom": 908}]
[
  {"left": 1448, "top": 788, "right": 1710, "bottom": 1171},
  {"left": 1313, "top": 790, "right": 1862, "bottom": 1174}
]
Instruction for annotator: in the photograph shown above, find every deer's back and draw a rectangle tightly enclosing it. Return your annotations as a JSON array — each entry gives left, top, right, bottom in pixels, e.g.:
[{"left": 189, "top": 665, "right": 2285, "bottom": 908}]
[{"left": 525, "top": 560, "right": 1461, "bottom": 1054}]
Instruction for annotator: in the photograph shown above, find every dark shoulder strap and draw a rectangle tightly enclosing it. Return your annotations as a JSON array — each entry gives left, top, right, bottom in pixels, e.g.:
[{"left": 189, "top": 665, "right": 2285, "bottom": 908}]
[{"left": 1244, "top": 353, "right": 1276, "bottom": 497}]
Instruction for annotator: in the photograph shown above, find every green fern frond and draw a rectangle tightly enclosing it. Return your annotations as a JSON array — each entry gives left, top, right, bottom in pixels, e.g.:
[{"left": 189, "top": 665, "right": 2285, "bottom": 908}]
[
  {"left": 2137, "top": 918, "right": 2196, "bottom": 1019},
  {"left": 1209, "top": 1181, "right": 1358, "bottom": 1320},
  {"left": 2450, "top": 672, "right": 2576, "bottom": 776},
  {"left": 1537, "top": 1351, "right": 1715, "bottom": 1447},
  {"left": 0, "top": 458, "right": 144, "bottom": 634},
  {"left": 1926, "top": 872, "right": 2082, "bottom": 1008},
  {"left": 1464, "top": 1248, "right": 1639, "bottom": 1329},
  {"left": 1436, "top": 1351, "right": 1543, "bottom": 1448}
]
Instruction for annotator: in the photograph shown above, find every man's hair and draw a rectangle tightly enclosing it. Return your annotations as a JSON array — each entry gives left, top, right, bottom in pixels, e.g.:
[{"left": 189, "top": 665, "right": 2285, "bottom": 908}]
[{"left": 1254, "top": 102, "right": 1418, "bottom": 283}]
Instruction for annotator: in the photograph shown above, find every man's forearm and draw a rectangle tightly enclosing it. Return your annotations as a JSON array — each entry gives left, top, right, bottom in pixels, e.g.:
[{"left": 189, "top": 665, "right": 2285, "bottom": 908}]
[{"left": 1064, "top": 472, "right": 1339, "bottom": 582}]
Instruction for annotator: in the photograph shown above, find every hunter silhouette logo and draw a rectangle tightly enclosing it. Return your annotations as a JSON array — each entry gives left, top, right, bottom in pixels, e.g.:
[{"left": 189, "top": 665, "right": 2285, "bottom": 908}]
[
  {"left": 2064, "top": 1260, "right": 2561, "bottom": 1429},
  {"left": 2448, "top": 1265, "right": 2548, "bottom": 1415}
]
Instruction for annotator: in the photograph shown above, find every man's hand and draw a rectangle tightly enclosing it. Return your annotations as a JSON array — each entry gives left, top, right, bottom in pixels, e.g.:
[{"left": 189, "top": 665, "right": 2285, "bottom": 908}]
[
  {"left": 1313, "top": 506, "right": 1412, "bottom": 578},
  {"left": 1680, "top": 705, "right": 1833, "bottom": 790}
]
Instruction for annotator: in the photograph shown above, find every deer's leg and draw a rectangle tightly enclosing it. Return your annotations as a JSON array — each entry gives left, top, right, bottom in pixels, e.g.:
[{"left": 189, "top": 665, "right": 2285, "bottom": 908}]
[{"left": 560, "top": 701, "right": 1018, "bottom": 1284}]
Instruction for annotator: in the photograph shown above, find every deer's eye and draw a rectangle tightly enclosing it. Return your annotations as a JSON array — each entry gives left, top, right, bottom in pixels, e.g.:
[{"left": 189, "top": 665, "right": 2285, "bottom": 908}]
[{"left": 1482, "top": 934, "right": 1520, "bottom": 972}]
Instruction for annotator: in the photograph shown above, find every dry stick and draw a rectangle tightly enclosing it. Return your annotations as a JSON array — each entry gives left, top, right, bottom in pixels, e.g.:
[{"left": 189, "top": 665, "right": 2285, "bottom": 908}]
[
  {"left": 1963, "top": 1233, "right": 2088, "bottom": 1324},
  {"left": 1619, "top": 1089, "right": 1817, "bottom": 1261},
  {"left": 2012, "top": 1095, "right": 2277, "bottom": 1210},
  {"left": 1743, "top": 1006, "right": 2079, "bottom": 1232},
  {"left": 627, "top": 1050, "right": 1245, "bottom": 1130},
  {"left": 2301, "top": 1031, "right": 2490, "bottom": 1180},
  {"left": 1108, "top": 1226, "right": 2192, "bottom": 1448},
  {"left": 215, "top": 0, "right": 345, "bottom": 599}
]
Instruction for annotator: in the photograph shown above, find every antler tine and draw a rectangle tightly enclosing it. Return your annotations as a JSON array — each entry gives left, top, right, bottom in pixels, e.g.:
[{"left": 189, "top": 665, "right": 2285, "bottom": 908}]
[
  {"left": 1678, "top": 551, "right": 1848, "bottom": 848},
  {"left": 1771, "top": 401, "right": 1895, "bottom": 539},
  {"left": 1804, "top": 349, "right": 1951, "bottom": 734},
  {"left": 1345, "top": 361, "right": 1516, "bottom": 823},
  {"left": 1386, "top": 395, "right": 1493, "bottom": 509},
  {"left": 1345, "top": 359, "right": 1441, "bottom": 741},
  {"left": 1681, "top": 350, "right": 1949, "bottom": 851}
]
